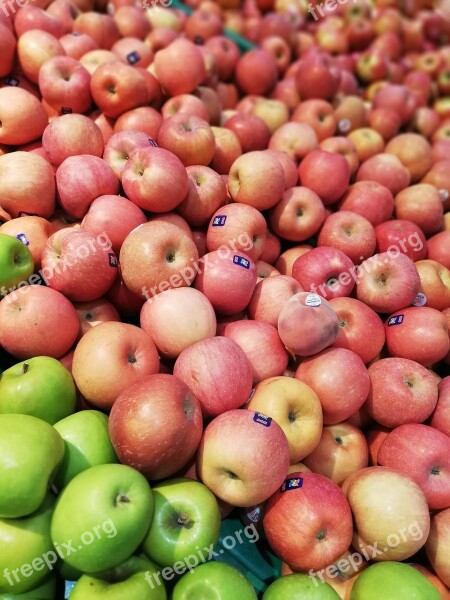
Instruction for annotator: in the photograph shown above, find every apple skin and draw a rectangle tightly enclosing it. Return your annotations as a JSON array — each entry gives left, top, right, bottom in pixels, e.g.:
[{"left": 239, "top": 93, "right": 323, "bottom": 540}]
[
  {"left": 72, "top": 321, "right": 160, "bottom": 410},
  {"left": 295, "top": 348, "right": 370, "bottom": 425},
  {"left": 342, "top": 466, "right": 430, "bottom": 562},
  {"left": 60, "top": 32, "right": 98, "bottom": 59},
  {"left": 0, "top": 286, "right": 80, "bottom": 360},
  {"left": 317, "top": 211, "right": 376, "bottom": 264},
  {"left": 235, "top": 49, "right": 278, "bottom": 96},
  {"left": 224, "top": 112, "right": 271, "bottom": 153},
  {"left": 73, "top": 13, "right": 120, "bottom": 49},
  {"left": 415, "top": 260, "right": 450, "bottom": 312},
  {"left": 114, "top": 106, "right": 163, "bottom": 139},
  {"left": 38, "top": 55, "right": 92, "bottom": 115},
  {"left": 377, "top": 424, "right": 450, "bottom": 511},
  {"left": 109, "top": 374, "right": 203, "bottom": 480},
  {"left": 54, "top": 409, "right": 118, "bottom": 490},
  {"left": 0, "top": 23, "right": 16, "bottom": 78},
  {"left": 0, "top": 233, "right": 34, "bottom": 293},
  {"left": 374, "top": 219, "right": 427, "bottom": 262},
  {"left": 248, "top": 275, "right": 303, "bottom": 328},
  {"left": 356, "top": 252, "right": 421, "bottom": 314},
  {"left": 0, "top": 357, "right": 76, "bottom": 425},
  {"left": 278, "top": 292, "right": 340, "bottom": 357},
  {"left": 269, "top": 186, "right": 326, "bottom": 243},
  {"left": 50, "top": 464, "right": 154, "bottom": 573},
  {"left": 263, "top": 573, "right": 340, "bottom": 599},
  {"left": 172, "top": 562, "right": 257, "bottom": 600},
  {"left": 385, "top": 133, "right": 433, "bottom": 183},
  {"left": 103, "top": 131, "right": 157, "bottom": 180},
  {"left": 298, "top": 149, "right": 350, "bottom": 206},
  {"left": 394, "top": 184, "right": 444, "bottom": 237},
  {"left": 384, "top": 307, "right": 450, "bottom": 367},
  {"left": 158, "top": 113, "right": 216, "bottom": 168},
  {"left": 427, "top": 231, "right": 450, "bottom": 271},
  {"left": 142, "top": 478, "right": 221, "bottom": 567},
  {"left": 0, "top": 216, "right": 55, "bottom": 269},
  {"left": 197, "top": 409, "right": 290, "bottom": 507},
  {"left": 263, "top": 471, "right": 353, "bottom": 572},
  {"left": 366, "top": 357, "right": 439, "bottom": 428},
  {"left": 177, "top": 165, "right": 228, "bottom": 228},
  {"left": 174, "top": 336, "right": 252, "bottom": 419},
  {"left": 0, "top": 414, "right": 64, "bottom": 518},
  {"left": 426, "top": 508, "right": 450, "bottom": 588},
  {"left": 154, "top": 38, "right": 206, "bottom": 96},
  {"left": 0, "top": 86, "right": 48, "bottom": 146},
  {"left": 329, "top": 297, "right": 385, "bottom": 364},
  {"left": 356, "top": 152, "right": 411, "bottom": 195},
  {"left": 340, "top": 181, "right": 394, "bottom": 227},
  {"left": 247, "top": 375, "right": 323, "bottom": 464},
  {"left": 430, "top": 377, "right": 450, "bottom": 438},
  {"left": 268, "top": 121, "right": 318, "bottom": 163}
]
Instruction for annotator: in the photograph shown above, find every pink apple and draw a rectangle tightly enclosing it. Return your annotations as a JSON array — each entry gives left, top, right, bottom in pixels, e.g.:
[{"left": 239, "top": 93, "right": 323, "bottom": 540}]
[
  {"left": 394, "top": 184, "right": 444, "bottom": 237},
  {"left": 176, "top": 165, "right": 227, "bottom": 228},
  {"left": 42, "top": 114, "right": 104, "bottom": 167},
  {"left": 60, "top": 32, "right": 98, "bottom": 60},
  {"left": 385, "top": 133, "right": 433, "bottom": 183},
  {"left": 248, "top": 275, "right": 303, "bottom": 327},
  {"left": 374, "top": 219, "right": 427, "bottom": 262},
  {"left": 295, "top": 54, "right": 341, "bottom": 100},
  {"left": 356, "top": 153, "right": 411, "bottom": 195},
  {"left": 318, "top": 211, "right": 376, "bottom": 264},
  {"left": 209, "top": 126, "right": 242, "bottom": 175},
  {"left": 105, "top": 266, "right": 145, "bottom": 319},
  {"left": 427, "top": 231, "right": 450, "bottom": 271},
  {"left": 157, "top": 113, "right": 216, "bottom": 167},
  {"left": 298, "top": 149, "right": 350, "bottom": 206},
  {"left": 425, "top": 508, "right": 450, "bottom": 588},
  {"left": 73, "top": 12, "right": 120, "bottom": 49},
  {"left": 340, "top": 180, "right": 394, "bottom": 227},
  {"left": 103, "top": 130, "right": 157, "bottom": 179},
  {"left": 430, "top": 377, "right": 450, "bottom": 438},
  {"left": 224, "top": 112, "right": 271, "bottom": 153},
  {"left": 268, "top": 121, "right": 318, "bottom": 163},
  {"left": 17, "top": 29, "right": 65, "bottom": 85},
  {"left": 114, "top": 106, "right": 163, "bottom": 139},
  {"left": 415, "top": 260, "right": 450, "bottom": 312},
  {"left": 74, "top": 297, "right": 120, "bottom": 337},
  {"left": 0, "top": 87, "right": 48, "bottom": 146},
  {"left": 0, "top": 24, "right": 16, "bottom": 77},
  {"left": 154, "top": 38, "right": 206, "bottom": 96},
  {"left": 38, "top": 55, "right": 92, "bottom": 115},
  {"left": 111, "top": 37, "right": 153, "bottom": 68},
  {"left": 161, "top": 94, "right": 210, "bottom": 122},
  {"left": 235, "top": 49, "right": 278, "bottom": 96},
  {"left": 269, "top": 187, "right": 326, "bottom": 243}
]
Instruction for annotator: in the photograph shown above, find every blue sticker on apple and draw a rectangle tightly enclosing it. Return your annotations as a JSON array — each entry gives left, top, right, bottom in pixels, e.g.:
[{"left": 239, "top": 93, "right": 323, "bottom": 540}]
[
  {"left": 127, "top": 51, "right": 141, "bottom": 64},
  {"left": 108, "top": 253, "right": 118, "bottom": 267},
  {"left": 253, "top": 413, "right": 272, "bottom": 427},
  {"left": 233, "top": 255, "right": 250, "bottom": 269},
  {"left": 148, "top": 138, "right": 158, "bottom": 147},
  {"left": 212, "top": 215, "right": 227, "bottom": 226},
  {"left": 6, "top": 77, "right": 19, "bottom": 87},
  {"left": 387, "top": 314, "right": 404, "bottom": 326},
  {"left": 16, "top": 233, "right": 29, "bottom": 246},
  {"left": 280, "top": 477, "right": 303, "bottom": 492}
]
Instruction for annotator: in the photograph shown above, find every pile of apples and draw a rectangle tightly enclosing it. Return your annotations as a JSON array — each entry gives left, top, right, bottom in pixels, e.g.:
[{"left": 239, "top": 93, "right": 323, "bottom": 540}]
[{"left": 0, "top": 0, "right": 450, "bottom": 597}]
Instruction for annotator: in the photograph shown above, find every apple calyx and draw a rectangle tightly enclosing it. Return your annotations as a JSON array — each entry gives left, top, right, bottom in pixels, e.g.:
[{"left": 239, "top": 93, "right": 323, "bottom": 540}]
[
  {"left": 316, "top": 529, "right": 326, "bottom": 540},
  {"left": 115, "top": 493, "right": 130, "bottom": 505}
]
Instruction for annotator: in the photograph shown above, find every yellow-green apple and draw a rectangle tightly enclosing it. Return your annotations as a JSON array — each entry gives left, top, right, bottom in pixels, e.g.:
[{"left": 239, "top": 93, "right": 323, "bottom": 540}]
[
  {"left": 366, "top": 357, "right": 439, "bottom": 427},
  {"left": 54, "top": 409, "right": 118, "bottom": 490},
  {"left": 318, "top": 211, "right": 376, "bottom": 264},
  {"left": 157, "top": 113, "right": 215, "bottom": 167},
  {"left": 263, "top": 471, "right": 353, "bottom": 571},
  {"left": 235, "top": 49, "right": 278, "bottom": 96},
  {"left": 73, "top": 12, "right": 120, "bottom": 49},
  {"left": 248, "top": 275, "right": 302, "bottom": 327},
  {"left": 0, "top": 217, "right": 55, "bottom": 270},
  {"left": 250, "top": 98, "right": 289, "bottom": 135},
  {"left": 120, "top": 221, "right": 198, "bottom": 299},
  {"left": 38, "top": 55, "right": 92, "bottom": 115},
  {"left": 0, "top": 285, "right": 79, "bottom": 359},
  {"left": 247, "top": 375, "right": 323, "bottom": 464},
  {"left": 415, "top": 260, "right": 450, "bottom": 311},
  {"left": 42, "top": 114, "right": 104, "bottom": 167},
  {"left": 109, "top": 374, "right": 202, "bottom": 479},
  {"left": 17, "top": 30, "right": 65, "bottom": 84},
  {"left": 72, "top": 321, "right": 159, "bottom": 410},
  {"left": 427, "top": 232, "right": 450, "bottom": 270},
  {"left": 356, "top": 252, "right": 421, "bottom": 314},
  {"left": 347, "top": 127, "right": 385, "bottom": 163},
  {"left": 384, "top": 307, "right": 449, "bottom": 366},
  {"left": 113, "top": 106, "right": 163, "bottom": 139},
  {"left": 374, "top": 219, "right": 427, "bottom": 262},
  {"left": 177, "top": 165, "right": 227, "bottom": 228},
  {"left": 197, "top": 408, "right": 290, "bottom": 506},
  {"left": 103, "top": 131, "right": 157, "bottom": 180},
  {"left": 194, "top": 250, "right": 257, "bottom": 315},
  {"left": 278, "top": 291, "right": 340, "bottom": 356},
  {"left": 50, "top": 463, "right": 153, "bottom": 573},
  {"left": 366, "top": 425, "right": 390, "bottom": 466},
  {"left": 0, "top": 414, "right": 64, "bottom": 518},
  {"left": 81, "top": 195, "right": 146, "bottom": 255},
  {"left": 56, "top": 155, "right": 119, "bottom": 219},
  {"left": 121, "top": 146, "right": 189, "bottom": 213},
  {"left": 264, "top": 573, "right": 341, "bottom": 599},
  {"left": 228, "top": 151, "right": 285, "bottom": 211},
  {"left": 296, "top": 347, "right": 370, "bottom": 424},
  {"left": 173, "top": 336, "right": 252, "bottom": 418},
  {"left": 385, "top": 133, "right": 433, "bottom": 183},
  {"left": 222, "top": 320, "right": 288, "bottom": 384},
  {"left": 377, "top": 424, "right": 450, "bottom": 510},
  {"left": 60, "top": 32, "right": 98, "bottom": 59},
  {"left": 394, "top": 184, "right": 444, "bottom": 237},
  {"left": 0, "top": 24, "right": 16, "bottom": 77},
  {"left": 42, "top": 228, "right": 118, "bottom": 301},
  {"left": 154, "top": 38, "right": 205, "bottom": 96},
  {"left": 426, "top": 508, "right": 450, "bottom": 588},
  {"left": 295, "top": 54, "right": 341, "bottom": 100},
  {"left": 206, "top": 203, "right": 266, "bottom": 261},
  {"left": 140, "top": 287, "right": 216, "bottom": 359},
  {"left": 431, "top": 377, "right": 450, "bottom": 437},
  {"left": 275, "top": 245, "right": 312, "bottom": 276},
  {"left": 292, "top": 246, "right": 356, "bottom": 300},
  {"left": 292, "top": 99, "right": 337, "bottom": 142},
  {"left": 340, "top": 181, "right": 394, "bottom": 227},
  {"left": 303, "top": 421, "right": 368, "bottom": 485},
  {"left": 342, "top": 466, "right": 430, "bottom": 561},
  {"left": 329, "top": 297, "right": 385, "bottom": 364},
  {"left": 113, "top": 5, "right": 151, "bottom": 38},
  {"left": 0, "top": 88, "right": 48, "bottom": 146},
  {"left": 209, "top": 126, "right": 242, "bottom": 174},
  {"left": 74, "top": 298, "right": 120, "bottom": 337},
  {"left": 173, "top": 562, "right": 256, "bottom": 600},
  {"left": 224, "top": 113, "right": 271, "bottom": 153},
  {"left": 111, "top": 37, "right": 153, "bottom": 68},
  {"left": 356, "top": 153, "right": 411, "bottom": 195},
  {"left": 269, "top": 186, "right": 326, "bottom": 243},
  {"left": 298, "top": 149, "right": 350, "bottom": 206},
  {"left": 161, "top": 93, "right": 210, "bottom": 121},
  {"left": 0, "top": 151, "right": 55, "bottom": 218}
]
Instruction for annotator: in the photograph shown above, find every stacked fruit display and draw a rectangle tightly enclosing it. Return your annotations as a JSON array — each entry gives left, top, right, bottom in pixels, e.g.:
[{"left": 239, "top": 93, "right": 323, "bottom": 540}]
[{"left": 0, "top": 0, "right": 449, "bottom": 597}]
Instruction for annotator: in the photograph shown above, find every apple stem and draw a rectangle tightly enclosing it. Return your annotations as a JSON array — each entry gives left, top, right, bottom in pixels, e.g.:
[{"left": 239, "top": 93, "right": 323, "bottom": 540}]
[
  {"left": 177, "top": 513, "right": 190, "bottom": 526},
  {"left": 22, "top": 362, "right": 29, "bottom": 374}
]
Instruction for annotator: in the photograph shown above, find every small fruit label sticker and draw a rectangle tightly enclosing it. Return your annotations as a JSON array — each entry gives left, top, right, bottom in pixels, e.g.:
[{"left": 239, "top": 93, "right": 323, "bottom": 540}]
[
  {"left": 61, "top": 107, "right": 72, "bottom": 115},
  {"left": 305, "top": 293, "right": 322, "bottom": 307},
  {"left": 233, "top": 255, "right": 250, "bottom": 269},
  {"left": 439, "top": 188, "right": 449, "bottom": 202},
  {"left": 5, "top": 77, "right": 19, "bottom": 87},
  {"left": 281, "top": 477, "right": 303, "bottom": 493},
  {"left": 16, "top": 233, "right": 29, "bottom": 246},
  {"left": 253, "top": 412, "right": 272, "bottom": 427},
  {"left": 212, "top": 215, "right": 227, "bottom": 226},
  {"left": 127, "top": 51, "right": 141, "bottom": 65},
  {"left": 108, "top": 253, "right": 118, "bottom": 267},
  {"left": 387, "top": 314, "right": 404, "bottom": 326},
  {"left": 412, "top": 293, "right": 427, "bottom": 307},
  {"left": 246, "top": 506, "right": 262, "bottom": 523},
  {"left": 148, "top": 138, "right": 158, "bottom": 147}
]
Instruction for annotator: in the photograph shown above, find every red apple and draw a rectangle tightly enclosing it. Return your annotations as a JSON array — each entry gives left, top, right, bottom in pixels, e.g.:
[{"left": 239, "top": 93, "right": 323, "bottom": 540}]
[
  {"left": 42, "top": 114, "right": 104, "bottom": 167},
  {"left": 60, "top": 32, "right": 98, "bottom": 60},
  {"left": 427, "top": 231, "right": 450, "bottom": 271},
  {"left": 298, "top": 149, "right": 350, "bottom": 206},
  {"left": 356, "top": 153, "right": 411, "bottom": 195},
  {"left": 154, "top": 38, "right": 206, "bottom": 96},
  {"left": 431, "top": 377, "right": 450, "bottom": 439},
  {"left": 318, "top": 211, "right": 376, "bottom": 264},
  {"left": 0, "top": 87, "right": 48, "bottom": 146},
  {"left": 73, "top": 12, "right": 120, "bottom": 49},
  {"left": 268, "top": 122, "right": 318, "bottom": 163},
  {"left": 38, "top": 55, "right": 92, "bottom": 115},
  {"left": 157, "top": 113, "right": 216, "bottom": 167},
  {"left": 394, "top": 184, "right": 444, "bottom": 237},
  {"left": 340, "top": 181, "right": 394, "bottom": 227},
  {"left": 114, "top": 106, "right": 163, "bottom": 139},
  {"left": 103, "top": 130, "right": 156, "bottom": 179},
  {"left": 292, "top": 99, "right": 337, "bottom": 142},
  {"left": 209, "top": 126, "right": 242, "bottom": 175},
  {"left": 111, "top": 37, "right": 153, "bottom": 68},
  {"left": 425, "top": 508, "right": 450, "bottom": 589},
  {"left": 235, "top": 49, "right": 278, "bottom": 95},
  {"left": 17, "top": 29, "right": 65, "bottom": 84},
  {"left": 374, "top": 219, "right": 427, "bottom": 262},
  {"left": 295, "top": 54, "right": 341, "bottom": 100},
  {"left": 74, "top": 297, "right": 120, "bottom": 337},
  {"left": 224, "top": 112, "right": 271, "bottom": 153}
]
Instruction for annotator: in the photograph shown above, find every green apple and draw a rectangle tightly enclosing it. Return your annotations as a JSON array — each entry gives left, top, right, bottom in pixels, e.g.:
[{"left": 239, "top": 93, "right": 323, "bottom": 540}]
[
  {"left": 69, "top": 556, "right": 167, "bottom": 600},
  {"left": 172, "top": 562, "right": 257, "bottom": 600},
  {"left": 0, "top": 357, "right": 76, "bottom": 425},
  {"left": 50, "top": 464, "right": 154, "bottom": 573},
  {"left": 263, "top": 574, "right": 341, "bottom": 599},
  {"left": 53, "top": 410, "right": 118, "bottom": 490},
  {"left": 350, "top": 562, "right": 440, "bottom": 600},
  {"left": 0, "top": 574, "right": 57, "bottom": 599},
  {"left": 0, "top": 495, "right": 56, "bottom": 595},
  {"left": 0, "top": 414, "right": 64, "bottom": 518},
  {"left": 0, "top": 233, "right": 34, "bottom": 294},
  {"left": 142, "top": 478, "right": 221, "bottom": 568}
]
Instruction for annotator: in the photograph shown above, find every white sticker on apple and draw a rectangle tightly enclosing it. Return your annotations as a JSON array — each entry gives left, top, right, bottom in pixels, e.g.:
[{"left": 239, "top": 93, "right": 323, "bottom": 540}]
[
  {"left": 305, "top": 293, "right": 322, "bottom": 307},
  {"left": 412, "top": 292, "right": 427, "bottom": 307}
]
